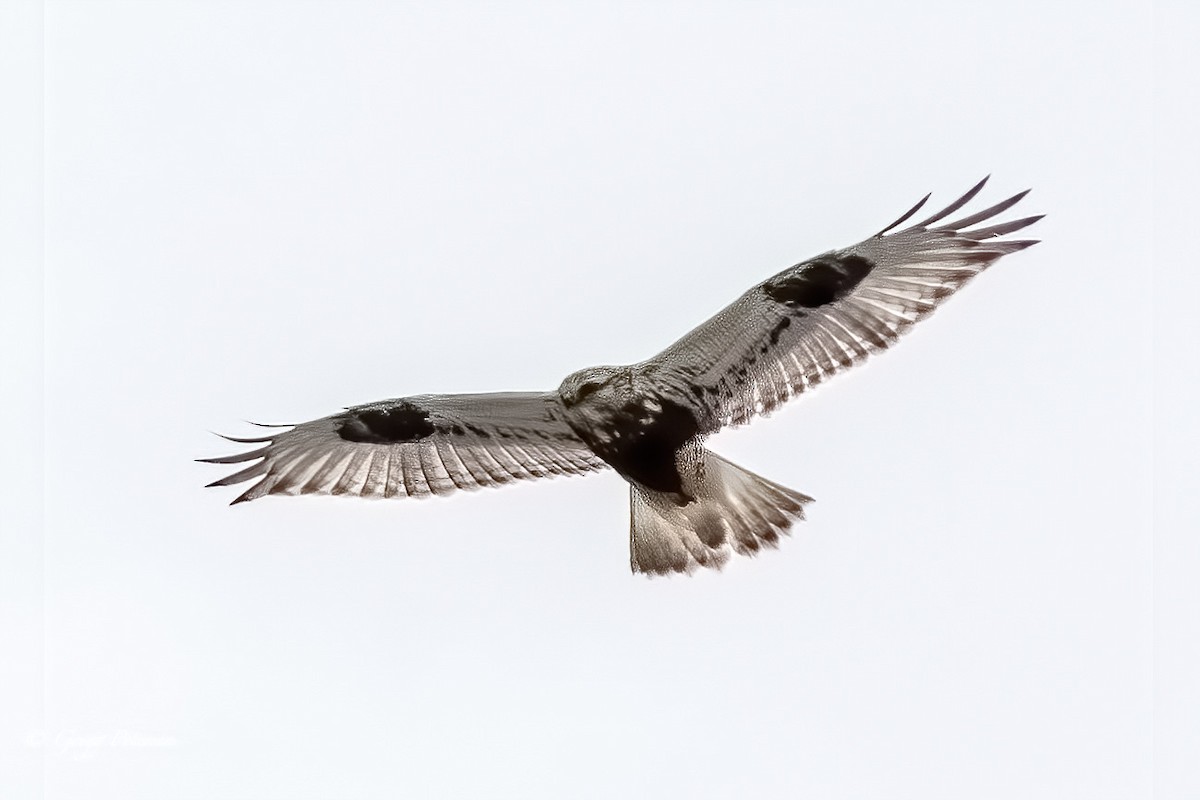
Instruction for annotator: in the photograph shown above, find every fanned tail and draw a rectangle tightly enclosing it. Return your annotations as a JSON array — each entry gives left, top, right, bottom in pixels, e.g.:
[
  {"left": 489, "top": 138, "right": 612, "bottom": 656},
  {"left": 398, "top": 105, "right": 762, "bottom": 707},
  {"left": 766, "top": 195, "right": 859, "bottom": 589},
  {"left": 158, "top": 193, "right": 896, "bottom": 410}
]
[{"left": 629, "top": 449, "right": 813, "bottom": 576}]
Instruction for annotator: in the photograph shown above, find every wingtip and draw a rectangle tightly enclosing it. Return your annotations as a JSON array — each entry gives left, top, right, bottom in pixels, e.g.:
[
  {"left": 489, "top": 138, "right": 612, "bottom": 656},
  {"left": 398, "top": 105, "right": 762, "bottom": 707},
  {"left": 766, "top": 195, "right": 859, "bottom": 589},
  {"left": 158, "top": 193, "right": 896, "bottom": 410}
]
[
  {"left": 196, "top": 446, "right": 270, "bottom": 465},
  {"left": 964, "top": 175, "right": 992, "bottom": 201},
  {"left": 876, "top": 191, "right": 933, "bottom": 236},
  {"left": 230, "top": 486, "right": 259, "bottom": 504},
  {"left": 912, "top": 177, "right": 993, "bottom": 229},
  {"left": 933, "top": 185, "right": 1036, "bottom": 232},
  {"left": 211, "top": 431, "right": 276, "bottom": 444}
]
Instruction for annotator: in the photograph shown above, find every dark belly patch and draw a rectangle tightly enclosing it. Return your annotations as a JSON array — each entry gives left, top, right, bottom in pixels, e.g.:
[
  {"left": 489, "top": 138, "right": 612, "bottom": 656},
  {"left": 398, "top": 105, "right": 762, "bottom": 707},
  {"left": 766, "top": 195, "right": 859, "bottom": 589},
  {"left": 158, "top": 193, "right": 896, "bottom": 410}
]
[{"left": 585, "top": 397, "right": 700, "bottom": 496}]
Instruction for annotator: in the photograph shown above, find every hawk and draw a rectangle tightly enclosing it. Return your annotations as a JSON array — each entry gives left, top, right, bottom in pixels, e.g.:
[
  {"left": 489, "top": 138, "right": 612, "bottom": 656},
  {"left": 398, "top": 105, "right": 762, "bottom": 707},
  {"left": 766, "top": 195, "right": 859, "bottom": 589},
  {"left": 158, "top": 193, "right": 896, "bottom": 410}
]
[{"left": 202, "top": 177, "right": 1041, "bottom": 575}]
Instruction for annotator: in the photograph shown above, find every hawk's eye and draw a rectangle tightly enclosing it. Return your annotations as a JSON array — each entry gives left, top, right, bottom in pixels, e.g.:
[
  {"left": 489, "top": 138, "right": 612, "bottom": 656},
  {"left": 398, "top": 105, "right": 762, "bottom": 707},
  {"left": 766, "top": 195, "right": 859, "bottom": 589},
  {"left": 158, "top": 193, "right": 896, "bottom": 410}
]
[{"left": 576, "top": 380, "right": 602, "bottom": 400}]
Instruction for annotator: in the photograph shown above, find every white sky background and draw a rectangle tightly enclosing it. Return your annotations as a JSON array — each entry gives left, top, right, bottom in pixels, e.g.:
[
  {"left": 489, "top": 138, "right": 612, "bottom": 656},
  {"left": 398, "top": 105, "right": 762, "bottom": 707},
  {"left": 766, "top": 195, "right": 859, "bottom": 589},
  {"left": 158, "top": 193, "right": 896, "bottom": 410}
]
[{"left": 3, "top": 0, "right": 1195, "bottom": 798}]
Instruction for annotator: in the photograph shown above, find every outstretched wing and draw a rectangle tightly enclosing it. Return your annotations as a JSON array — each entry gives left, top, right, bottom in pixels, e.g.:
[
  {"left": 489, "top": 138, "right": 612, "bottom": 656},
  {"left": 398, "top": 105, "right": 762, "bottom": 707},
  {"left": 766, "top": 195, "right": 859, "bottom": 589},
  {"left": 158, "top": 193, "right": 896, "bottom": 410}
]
[
  {"left": 201, "top": 392, "right": 607, "bottom": 504},
  {"left": 646, "top": 177, "right": 1042, "bottom": 429}
]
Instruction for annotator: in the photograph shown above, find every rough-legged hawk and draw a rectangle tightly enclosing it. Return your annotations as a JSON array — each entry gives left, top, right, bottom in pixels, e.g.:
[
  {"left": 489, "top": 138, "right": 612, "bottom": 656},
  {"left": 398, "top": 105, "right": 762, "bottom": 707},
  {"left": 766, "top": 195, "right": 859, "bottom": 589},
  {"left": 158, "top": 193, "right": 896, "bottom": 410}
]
[{"left": 202, "top": 178, "right": 1041, "bottom": 575}]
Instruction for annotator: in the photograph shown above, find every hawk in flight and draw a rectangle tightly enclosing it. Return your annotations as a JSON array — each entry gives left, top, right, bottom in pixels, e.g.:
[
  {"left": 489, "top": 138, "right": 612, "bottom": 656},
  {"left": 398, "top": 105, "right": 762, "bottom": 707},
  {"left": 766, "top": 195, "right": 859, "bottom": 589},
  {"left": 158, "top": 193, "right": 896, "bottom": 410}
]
[{"left": 202, "top": 178, "right": 1041, "bottom": 575}]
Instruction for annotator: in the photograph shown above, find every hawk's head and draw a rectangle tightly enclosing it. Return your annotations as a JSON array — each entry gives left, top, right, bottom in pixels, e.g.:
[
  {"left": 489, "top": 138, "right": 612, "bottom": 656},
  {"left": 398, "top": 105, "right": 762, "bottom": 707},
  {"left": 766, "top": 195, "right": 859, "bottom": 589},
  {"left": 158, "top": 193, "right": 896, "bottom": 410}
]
[{"left": 558, "top": 365, "right": 628, "bottom": 410}]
